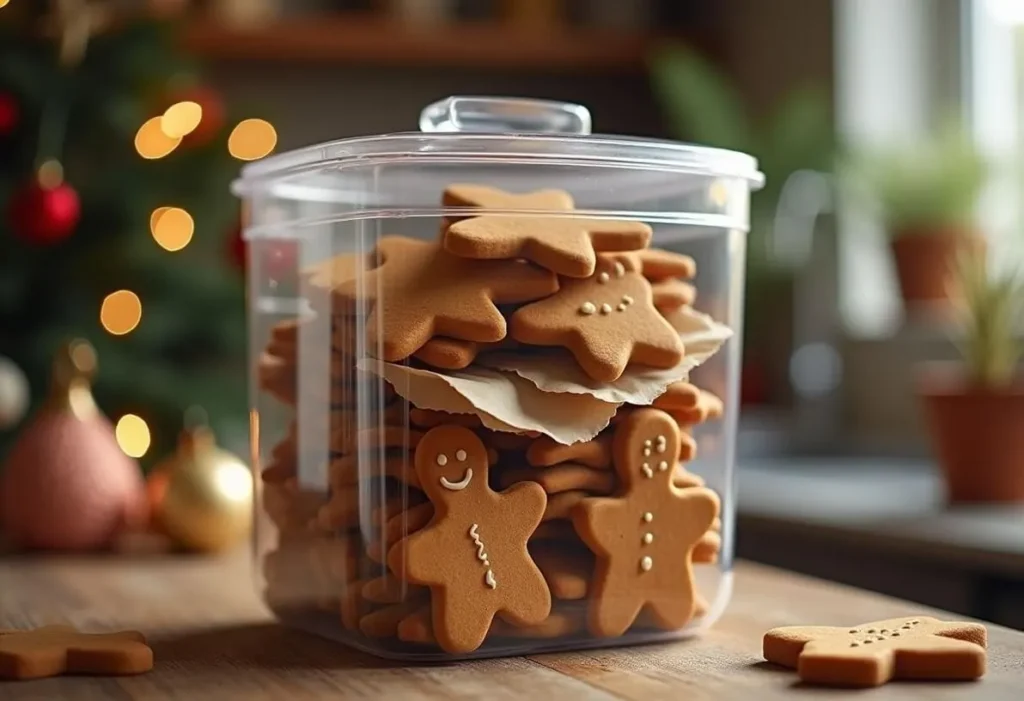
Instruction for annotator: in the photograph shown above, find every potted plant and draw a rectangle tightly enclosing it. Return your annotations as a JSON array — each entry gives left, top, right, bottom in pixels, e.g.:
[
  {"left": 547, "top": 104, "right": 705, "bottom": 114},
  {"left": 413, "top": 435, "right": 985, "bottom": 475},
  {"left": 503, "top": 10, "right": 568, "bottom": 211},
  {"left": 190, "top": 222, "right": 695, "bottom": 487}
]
[
  {"left": 920, "top": 249, "right": 1024, "bottom": 503},
  {"left": 846, "top": 125, "right": 989, "bottom": 312}
]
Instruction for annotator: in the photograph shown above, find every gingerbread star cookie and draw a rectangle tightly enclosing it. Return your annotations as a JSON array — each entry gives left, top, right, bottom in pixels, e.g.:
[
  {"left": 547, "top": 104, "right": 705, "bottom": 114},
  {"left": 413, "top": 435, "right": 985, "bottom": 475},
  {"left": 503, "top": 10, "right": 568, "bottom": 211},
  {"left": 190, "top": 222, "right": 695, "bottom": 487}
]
[
  {"left": 443, "top": 184, "right": 575, "bottom": 213},
  {"left": 572, "top": 408, "right": 719, "bottom": 637},
  {"left": 387, "top": 425, "right": 551, "bottom": 653},
  {"left": 0, "top": 626, "right": 153, "bottom": 680},
  {"left": 445, "top": 216, "right": 652, "bottom": 278},
  {"left": 333, "top": 236, "right": 558, "bottom": 362},
  {"left": 763, "top": 616, "right": 987, "bottom": 687},
  {"left": 511, "top": 255, "right": 684, "bottom": 381}
]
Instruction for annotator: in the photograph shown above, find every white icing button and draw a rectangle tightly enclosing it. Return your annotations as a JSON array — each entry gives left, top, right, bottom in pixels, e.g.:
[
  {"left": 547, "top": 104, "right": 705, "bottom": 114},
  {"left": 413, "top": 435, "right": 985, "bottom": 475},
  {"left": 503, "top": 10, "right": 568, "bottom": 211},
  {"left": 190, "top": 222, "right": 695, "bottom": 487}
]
[
  {"left": 456, "top": 449, "right": 467, "bottom": 461},
  {"left": 617, "top": 303, "right": 627, "bottom": 311},
  {"left": 641, "top": 465, "right": 654, "bottom": 479},
  {"left": 643, "top": 512, "right": 653, "bottom": 522},
  {"left": 658, "top": 461, "right": 668, "bottom": 471},
  {"left": 622, "top": 294, "right": 634, "bottom": 305},
  {"left": 436, "top": 454, "right": 448, "bottom": 466},
  {"left": 580, "top": 302, "right": 596, "bottom": 315},
  {"left": 642, "top": 533, "right": 654, "bottom": 545},
  {"left": 643, "top": 448, "right": 651, "bottom": 457},
  {"left": 600, "top": 303, "right": 612, "bottom": 314},
  {"left": 613, "top": 261, "right": 625, "bottom": 277},
  {"left": 598, "top": 272, "right": 610, "bottom": 283},
  {"left": 656, "top": 444, "right": 666, "bottom": 454},
  {"left": 640, "top": 556, "right": 653, "bottom": 572}
]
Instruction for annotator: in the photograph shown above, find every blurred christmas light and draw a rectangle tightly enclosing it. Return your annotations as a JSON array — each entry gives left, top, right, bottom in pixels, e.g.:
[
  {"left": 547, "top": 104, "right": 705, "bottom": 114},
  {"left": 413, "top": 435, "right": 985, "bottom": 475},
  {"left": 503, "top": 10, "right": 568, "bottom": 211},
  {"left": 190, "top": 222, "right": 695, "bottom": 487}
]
[
  {"left": 115, "top": 414, "right": 151, "bottom": 458},
  {"left": 0, "top": 1, "right": 10, "bottom": 8},
  {"left": 150, "top": 206, "right": 171, "bottom": 232},
  {"left": 37, "top": 160, "right": 65, "bottom": 189},
  {"left": 135, "top": 116, "right": 181, "bottom": 159},
  {"left": 161, "top": 100, "right": 202, "bottom": 139},
  {"left": 151, "top": 206, "right": 194, "bottom": 251},
  {"left": 100, "top": 290, "right": 142, "bottom": 335},
  {"left": 228, "top": 119, "right": 277, "bottom": 161}
]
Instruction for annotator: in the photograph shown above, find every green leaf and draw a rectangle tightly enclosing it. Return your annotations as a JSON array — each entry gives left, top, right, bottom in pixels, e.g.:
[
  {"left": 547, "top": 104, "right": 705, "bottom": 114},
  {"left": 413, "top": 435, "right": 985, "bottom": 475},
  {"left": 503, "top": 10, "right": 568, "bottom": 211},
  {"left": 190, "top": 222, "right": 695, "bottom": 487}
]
[{"left": 648, "top": 44, "right": 752, "bottom": 152}]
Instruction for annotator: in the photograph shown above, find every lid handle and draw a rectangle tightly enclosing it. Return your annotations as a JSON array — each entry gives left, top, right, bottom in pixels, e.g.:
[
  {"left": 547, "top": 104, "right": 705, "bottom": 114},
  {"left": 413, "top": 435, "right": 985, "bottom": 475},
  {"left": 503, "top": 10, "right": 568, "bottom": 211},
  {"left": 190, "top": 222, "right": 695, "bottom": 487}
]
[{"left": 419, "top": 96, "right": 592, "bottom": 136}]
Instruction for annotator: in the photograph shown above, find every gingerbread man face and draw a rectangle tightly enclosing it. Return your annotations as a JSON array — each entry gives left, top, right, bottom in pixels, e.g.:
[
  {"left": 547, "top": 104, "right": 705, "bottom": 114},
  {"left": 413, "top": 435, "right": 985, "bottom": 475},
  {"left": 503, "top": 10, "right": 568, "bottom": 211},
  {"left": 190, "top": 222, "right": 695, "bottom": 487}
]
[
  {"left": 612, "top": 407, "right": 693, "bottom": 493},
  {"left": 414, "top": 425, "right": 492, "bottom": 506}
]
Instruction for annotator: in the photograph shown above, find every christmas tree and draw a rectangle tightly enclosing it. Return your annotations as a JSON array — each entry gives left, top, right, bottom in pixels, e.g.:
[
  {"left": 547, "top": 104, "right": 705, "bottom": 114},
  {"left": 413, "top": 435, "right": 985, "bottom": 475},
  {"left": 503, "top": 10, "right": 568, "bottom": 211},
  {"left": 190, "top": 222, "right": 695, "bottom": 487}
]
[{"left": 0, "top": 2, "right": 257, "bottom": 466}]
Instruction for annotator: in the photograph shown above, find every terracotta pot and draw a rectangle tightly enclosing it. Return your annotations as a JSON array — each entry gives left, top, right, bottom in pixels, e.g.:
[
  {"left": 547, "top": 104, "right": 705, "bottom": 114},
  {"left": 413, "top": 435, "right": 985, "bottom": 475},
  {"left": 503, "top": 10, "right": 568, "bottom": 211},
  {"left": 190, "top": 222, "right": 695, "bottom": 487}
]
[
  {"left": 890, "top": 227, "right": 984, "bottom": 307},
  {"left": 919, "top": 366, "right": 1024, "bottom": 504}
]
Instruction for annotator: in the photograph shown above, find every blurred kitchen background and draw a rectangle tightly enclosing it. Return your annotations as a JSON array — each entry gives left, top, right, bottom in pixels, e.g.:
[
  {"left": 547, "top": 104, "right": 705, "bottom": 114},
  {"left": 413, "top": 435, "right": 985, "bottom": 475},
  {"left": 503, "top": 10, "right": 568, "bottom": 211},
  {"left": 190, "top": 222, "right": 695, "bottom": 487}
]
[{"left": 3, "top": 0, "right": 1024, "bottom": 629}]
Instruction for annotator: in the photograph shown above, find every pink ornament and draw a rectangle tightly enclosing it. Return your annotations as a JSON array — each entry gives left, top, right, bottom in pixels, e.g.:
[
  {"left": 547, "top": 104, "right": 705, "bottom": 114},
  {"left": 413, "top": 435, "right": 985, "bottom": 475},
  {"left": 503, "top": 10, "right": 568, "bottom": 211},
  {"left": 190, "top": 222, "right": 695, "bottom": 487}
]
[{"left": 0, "top": 340, "right": 146, "bottom": 552}]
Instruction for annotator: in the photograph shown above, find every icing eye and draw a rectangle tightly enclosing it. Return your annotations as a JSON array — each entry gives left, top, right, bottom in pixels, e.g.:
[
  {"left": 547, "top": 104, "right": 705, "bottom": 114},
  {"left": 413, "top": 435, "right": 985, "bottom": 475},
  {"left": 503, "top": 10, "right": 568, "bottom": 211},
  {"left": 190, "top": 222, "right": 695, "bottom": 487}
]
[
  {"left": 456, "top": 449, "right": 467, "bottom": 461},
  {"left": 598, "top": 272, "right": 610, "bottom": 283},
  {"left": 613, "top": 261, "right": 625, "bottom": 277},
  {"left": 436, "top": 453, "right": 448, "bottom": 466}
]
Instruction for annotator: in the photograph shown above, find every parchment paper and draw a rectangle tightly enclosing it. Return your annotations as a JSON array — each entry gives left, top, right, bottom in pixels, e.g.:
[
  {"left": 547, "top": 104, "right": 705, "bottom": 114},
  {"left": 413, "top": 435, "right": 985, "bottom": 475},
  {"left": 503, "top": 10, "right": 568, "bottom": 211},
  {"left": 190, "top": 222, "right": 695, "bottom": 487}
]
[{"left": 357, "top": 360, "right": 620, "bottom": 444}]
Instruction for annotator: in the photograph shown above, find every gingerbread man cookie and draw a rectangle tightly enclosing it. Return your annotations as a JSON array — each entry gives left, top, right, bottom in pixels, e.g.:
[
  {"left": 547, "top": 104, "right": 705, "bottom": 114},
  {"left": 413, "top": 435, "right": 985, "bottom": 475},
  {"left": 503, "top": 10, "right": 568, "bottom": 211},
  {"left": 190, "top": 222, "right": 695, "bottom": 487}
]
[
  {"left": 332, "top": 236, "right": 558, "bottom": 362},
  {"left": 511, "top": 255, "right": 684, "bottom": 381},
  {"left": 445, "top": 216, "right": 652, "bottom": 278},
  {"left": 763, "top": 616, "right": 987, "bottom": 687},
  {"left": 0, "top": 626, "right": 153, "bottom": 680},
  {"left": 572, "top": 408, "right": 719, "bottom": 637},
  {"left": 387, "top": 425, "right": 551, "bottom": 653}
]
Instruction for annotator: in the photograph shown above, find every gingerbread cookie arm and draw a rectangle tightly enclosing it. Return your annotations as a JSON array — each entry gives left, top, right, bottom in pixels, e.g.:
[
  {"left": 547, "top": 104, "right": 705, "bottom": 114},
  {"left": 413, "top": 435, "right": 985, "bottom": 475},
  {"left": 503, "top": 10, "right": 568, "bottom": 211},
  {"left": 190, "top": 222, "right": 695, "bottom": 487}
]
[
  {"left": 435, "top": 585, "right": 498, "bottom": 654},
  {"left": 763, "top": 626, "right": 853, "bottom": 668},
  {"left": 65, "top": 633, "right": 153, "bottom": 676},
  {"left": 491, "top": 482, "right": 552, "bottom": 627},
  {"left": 935, "top": 620, "right": 988, "bottom": 648},
  {"left": 387, "top": 523, "right": 447, "bottom": 587}
]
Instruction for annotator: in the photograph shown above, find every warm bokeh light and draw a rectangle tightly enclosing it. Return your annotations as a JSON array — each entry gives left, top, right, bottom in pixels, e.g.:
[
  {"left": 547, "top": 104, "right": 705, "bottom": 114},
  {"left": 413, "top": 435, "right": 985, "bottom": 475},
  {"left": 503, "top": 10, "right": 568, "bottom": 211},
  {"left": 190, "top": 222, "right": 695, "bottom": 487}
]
[
  {"left": 161, "top": 101, "right": 203, "bottom": 139},
  {"left": 115, "top": 414, "right": 151, "bottom": 458},
  {"left": 100, "top": 290, "right": 142, "bottom": 335},
  {"left": 228, "top": 119, "right": 278, "bottom": 161},
  {"left": 135, "top": 116, "right": 181, "bottom": 159},
  {"left": 37, "top": 159, "right": 64, "bottom": 189},
  {"left": 150, "top": 206, "right": 194, "bottom": 251},
  {"left": 0, "top": 1, "right": 10, "bottom": 8}
]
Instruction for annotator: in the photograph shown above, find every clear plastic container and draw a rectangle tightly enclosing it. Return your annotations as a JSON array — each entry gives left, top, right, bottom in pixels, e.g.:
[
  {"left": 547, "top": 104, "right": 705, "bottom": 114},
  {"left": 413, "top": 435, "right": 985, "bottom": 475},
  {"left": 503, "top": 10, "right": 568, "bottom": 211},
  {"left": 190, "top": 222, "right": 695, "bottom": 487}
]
[{"left": 234, "top": 96, "right": 763, "bottom": 660}]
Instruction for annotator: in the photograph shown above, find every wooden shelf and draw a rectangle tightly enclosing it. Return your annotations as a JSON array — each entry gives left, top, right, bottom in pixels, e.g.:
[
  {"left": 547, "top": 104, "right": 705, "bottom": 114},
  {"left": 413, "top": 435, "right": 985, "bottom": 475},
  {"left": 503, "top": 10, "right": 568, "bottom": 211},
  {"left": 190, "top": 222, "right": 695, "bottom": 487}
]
[{"left": 181, "top": 16, "right": 671, "bottom": 72}]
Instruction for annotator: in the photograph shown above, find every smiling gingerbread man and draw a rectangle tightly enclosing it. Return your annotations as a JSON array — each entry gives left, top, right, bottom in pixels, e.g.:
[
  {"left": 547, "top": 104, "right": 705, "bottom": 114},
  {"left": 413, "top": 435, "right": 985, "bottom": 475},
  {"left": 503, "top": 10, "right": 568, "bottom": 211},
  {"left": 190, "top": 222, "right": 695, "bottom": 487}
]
[{"left": 387, "top": 425, "right": 551, "bottom": 654}]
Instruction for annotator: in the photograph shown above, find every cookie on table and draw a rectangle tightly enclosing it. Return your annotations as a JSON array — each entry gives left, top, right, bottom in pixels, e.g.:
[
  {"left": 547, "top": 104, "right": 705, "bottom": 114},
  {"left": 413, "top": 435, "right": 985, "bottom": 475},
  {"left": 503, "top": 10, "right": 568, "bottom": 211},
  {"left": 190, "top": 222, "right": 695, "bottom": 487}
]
[
  {"left": 331, "top": 236, "right": 559, "bottom": 362},
  {"left": 510, "top": 254, "right": 684, "bottom": 382},
  {"left": 572, "top": 408, "right": 719, "bottom": 637},
  {"left": 386, "top": 425, "right": 551, "bottom": 654},
  {"left": 763, "top": 617, "right": 987, "bottom": 687},
  {"left": 445, "top": 215, "right": 652, "bottom": 278},
  {"left": 0, "top": 626, "right": 153, "bottom": 680}
]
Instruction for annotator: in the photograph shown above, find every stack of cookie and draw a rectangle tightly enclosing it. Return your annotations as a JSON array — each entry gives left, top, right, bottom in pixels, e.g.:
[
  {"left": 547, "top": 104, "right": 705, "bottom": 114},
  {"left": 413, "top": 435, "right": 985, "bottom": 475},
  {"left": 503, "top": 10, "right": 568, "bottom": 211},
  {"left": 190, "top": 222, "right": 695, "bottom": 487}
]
[{"left": 257, "top": 184, "right": 730, "bottom": 656}]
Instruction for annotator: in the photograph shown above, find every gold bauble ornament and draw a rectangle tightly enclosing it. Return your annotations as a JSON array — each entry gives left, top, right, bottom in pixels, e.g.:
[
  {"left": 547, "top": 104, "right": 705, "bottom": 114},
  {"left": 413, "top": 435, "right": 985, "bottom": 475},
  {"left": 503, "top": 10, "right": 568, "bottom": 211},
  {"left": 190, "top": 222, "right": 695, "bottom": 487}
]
[{"left": 157, "top": 424, "right": 253, "bottom": 553}]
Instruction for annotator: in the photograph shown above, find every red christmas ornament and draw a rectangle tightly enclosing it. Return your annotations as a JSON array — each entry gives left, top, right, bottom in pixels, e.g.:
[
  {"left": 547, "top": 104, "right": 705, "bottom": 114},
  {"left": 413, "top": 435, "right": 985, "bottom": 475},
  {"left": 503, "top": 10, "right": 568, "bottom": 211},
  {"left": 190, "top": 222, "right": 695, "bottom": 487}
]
[
  {"left": 0, "top": 92, "right": 18, "bottom": 136},
  {"left": 8, "top": 166, "right": 80, "bottom": 245},
  {"left": 227, "top": 220, "right": 246, "bottom": 271}
]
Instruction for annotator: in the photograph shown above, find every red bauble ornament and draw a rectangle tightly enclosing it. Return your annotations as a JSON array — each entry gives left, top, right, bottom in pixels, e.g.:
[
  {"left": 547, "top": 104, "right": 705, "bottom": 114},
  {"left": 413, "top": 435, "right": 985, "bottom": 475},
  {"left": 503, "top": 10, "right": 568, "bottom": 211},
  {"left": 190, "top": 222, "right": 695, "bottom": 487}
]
[
  {"left": 8, "top": 178, "right": 81, "bottom": 245},
  {"left": 227, "top": 221, "right": 246, "bottom": 270},
  {"left": 0, "top": 92, "right": 18, "bottom": 136}
]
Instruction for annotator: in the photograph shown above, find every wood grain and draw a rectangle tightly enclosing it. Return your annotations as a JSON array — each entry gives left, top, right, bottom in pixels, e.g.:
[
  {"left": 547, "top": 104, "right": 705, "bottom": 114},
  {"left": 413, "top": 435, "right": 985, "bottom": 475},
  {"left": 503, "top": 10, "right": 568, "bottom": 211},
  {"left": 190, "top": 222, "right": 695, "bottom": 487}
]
[{"left": 1, "top": 553, "right": 1021, "bottom": 699}]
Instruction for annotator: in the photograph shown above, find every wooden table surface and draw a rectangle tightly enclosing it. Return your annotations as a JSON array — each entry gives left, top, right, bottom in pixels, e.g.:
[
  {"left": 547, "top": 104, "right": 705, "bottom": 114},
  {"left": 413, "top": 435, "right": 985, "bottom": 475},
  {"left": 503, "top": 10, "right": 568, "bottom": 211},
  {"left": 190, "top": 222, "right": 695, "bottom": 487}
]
[{"left": 1, "top": 552, "right": 1022, "bottom": 700}]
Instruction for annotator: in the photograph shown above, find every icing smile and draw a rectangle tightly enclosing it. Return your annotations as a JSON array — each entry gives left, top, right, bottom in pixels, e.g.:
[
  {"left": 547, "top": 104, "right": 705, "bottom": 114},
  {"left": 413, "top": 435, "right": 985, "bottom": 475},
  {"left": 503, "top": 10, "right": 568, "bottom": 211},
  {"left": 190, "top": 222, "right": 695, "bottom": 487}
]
[{"left": 441, "top": 468, "right": 473, "bottom": 491}]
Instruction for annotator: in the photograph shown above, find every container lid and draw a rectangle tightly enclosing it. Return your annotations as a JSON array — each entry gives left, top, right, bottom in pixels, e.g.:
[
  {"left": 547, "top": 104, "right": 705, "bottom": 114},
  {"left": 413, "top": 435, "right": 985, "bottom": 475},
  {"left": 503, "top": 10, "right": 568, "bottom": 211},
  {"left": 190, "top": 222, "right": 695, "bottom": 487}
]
[{"left": 232, "top": 96, "right": 764, "bottom": 199}]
